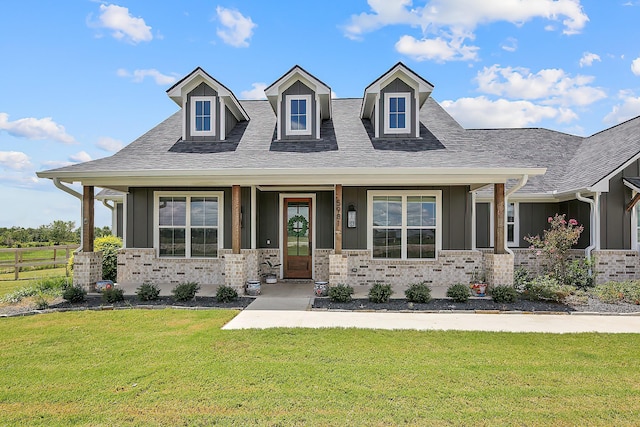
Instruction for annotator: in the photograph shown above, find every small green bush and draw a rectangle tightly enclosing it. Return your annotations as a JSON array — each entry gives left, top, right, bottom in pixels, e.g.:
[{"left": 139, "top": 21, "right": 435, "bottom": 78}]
[
  {"left": 172, "top": 282, "right": 200, "bottom": 302},
  {"left": 565, "top": 258, "right": 595, "bottom": 289},
  {"left": 405, "top": 282, "right": 432, "bottom": 303},
  {"left": 102, "top": 287, "right": 124, "bottom": 303},
  {"left": 2, "top": 276, "right": 69, "bottom": 304},
  {"left": 216, "top": 285, "right": 239, "bottom": 303},
  {"left": 593, "top": 281, "right": 640, "bottom": 305},
  {"left": 446, "top": 283, "right": 470, "bottom": 303},
  {"left": 63, "top": 285, "right": 86, "bottom": 303},
  {"left": 522, "top": 275, "right": 575, "bottom": 302},
  {"left": 95, "top": 235, "right": 123, "bottom": 282},
  {"left": 33, "top": 292, "right": 49, "bottom": 310},
  {"left": 491, "top": 285, "right": 518, "bottom": 303},
  {"left": 328, "top": 284, "right": 354, "bottom": 303},
  {"left": 368, "top": 283, "right": 393, "bottom": 303},
  {"left": 513, "top": 267, "right": 531, "bottom": 291},
  {"left": 136, "top": 282, "right": 160, "bottom": 301}
]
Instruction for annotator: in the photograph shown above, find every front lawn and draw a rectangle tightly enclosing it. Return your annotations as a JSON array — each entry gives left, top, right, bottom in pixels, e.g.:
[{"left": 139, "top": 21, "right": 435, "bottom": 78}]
[{"left": 1, "top": 310, "right": 639, "bottom": 426}]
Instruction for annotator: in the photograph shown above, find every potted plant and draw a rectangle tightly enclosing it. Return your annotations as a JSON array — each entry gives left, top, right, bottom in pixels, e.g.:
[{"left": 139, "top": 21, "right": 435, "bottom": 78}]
[
  {"left": 469, "top": 267, "right": 487, "bottom": 297},
  {"left": 261, "top": 260, "right": 281, "bottom": 284}
]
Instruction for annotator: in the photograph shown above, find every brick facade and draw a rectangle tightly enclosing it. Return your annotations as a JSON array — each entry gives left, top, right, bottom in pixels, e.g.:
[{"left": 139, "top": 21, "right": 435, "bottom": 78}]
[
  {"left": 483, "top": 253, "right": 514, "bottom": 286},
  {"left": 73, "top": 251, "right": 103, "bottom": 291},
  {"left": 593, "top": 250, "right": 640, "bottom": 284}
]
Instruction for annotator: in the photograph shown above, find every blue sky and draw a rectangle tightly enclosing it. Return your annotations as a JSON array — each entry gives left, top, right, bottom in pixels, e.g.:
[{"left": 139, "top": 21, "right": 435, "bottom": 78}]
[{"left": 2, "top": 0, "right": 640, "bottom": 229}]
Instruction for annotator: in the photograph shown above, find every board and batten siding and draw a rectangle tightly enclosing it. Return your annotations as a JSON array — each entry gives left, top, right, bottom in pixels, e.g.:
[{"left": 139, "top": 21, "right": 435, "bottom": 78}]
[
  {"left": 600, "top": 159, "right": 640, "bottom": 250},
  {"left": 185, "top": 82, "right": 220, "bottom": 142}
]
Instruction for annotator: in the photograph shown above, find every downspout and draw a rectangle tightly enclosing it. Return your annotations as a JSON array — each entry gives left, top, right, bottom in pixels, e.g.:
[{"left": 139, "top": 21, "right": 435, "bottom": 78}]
[
  {"left": 504, "top": 175, "right": 529, "bottom": 256},
  {"left": 575, "top": 192, "right": 595, "bottom": 262},
  {"left": 53, "top": 178, "right": 84, "bottom": 251},
  {"left": 471, "top": 190, "right": 477, "bottom": 250}
]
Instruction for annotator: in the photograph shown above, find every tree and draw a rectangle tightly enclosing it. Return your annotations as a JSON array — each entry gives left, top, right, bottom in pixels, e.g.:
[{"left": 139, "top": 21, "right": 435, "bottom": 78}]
[{"left": 48, "top": 220, "right": 77, "bottom": 245}]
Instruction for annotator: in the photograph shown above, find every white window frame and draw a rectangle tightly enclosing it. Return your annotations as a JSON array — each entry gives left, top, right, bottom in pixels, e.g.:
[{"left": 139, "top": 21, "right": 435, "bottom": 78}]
[
  {"left": 383, "top": 92, "right": 411, "bottom": 134},
  {"left": 285, "top": 94, "right": 312, "bottom": 136},
  {"left": 190, "top": 96, "right": 216, "bottom": 137},
  {"left": 507, "top": 202, "right": 519, "bottom": 247},
  {"left": 367, "top": 190, "right": 442, "bottom": 260},
  {"left": 154, "top": 191, "right": 224, "bottom": 259}
]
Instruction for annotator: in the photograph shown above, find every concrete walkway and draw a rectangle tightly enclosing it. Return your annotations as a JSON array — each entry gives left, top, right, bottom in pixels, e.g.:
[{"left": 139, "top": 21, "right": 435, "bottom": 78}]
[{"left": 222, "top": 310, "right": 640, "bottom": 333}]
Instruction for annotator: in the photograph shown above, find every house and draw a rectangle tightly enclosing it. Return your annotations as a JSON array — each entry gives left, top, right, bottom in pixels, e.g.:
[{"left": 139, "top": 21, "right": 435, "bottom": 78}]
[{"left": 37, "top": 63, "right": 640, "bottom": 291}]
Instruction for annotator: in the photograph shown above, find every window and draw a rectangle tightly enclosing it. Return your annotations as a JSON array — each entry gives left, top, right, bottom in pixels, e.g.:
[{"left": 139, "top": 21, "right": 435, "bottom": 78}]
[
  {"left": 368, "top": 191, "right": 441, "bottom": 259},
  {"left": 155, "top": 192, "right": 223, "bottom": 258},
  {"left": 190, "top": 96, "right": 216, "bottom": 136},
  {"left": 384, "top": 92, "right": 411, "bottom": 134},
  {"left": 507, "top": 202, "right": 519, "bottom": 246},
  {"left": 286, "top": 94, "right": 312, "bottom": 136}
]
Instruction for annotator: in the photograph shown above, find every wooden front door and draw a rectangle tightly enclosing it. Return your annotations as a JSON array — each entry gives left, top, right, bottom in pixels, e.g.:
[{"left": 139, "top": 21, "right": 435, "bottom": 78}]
[{"left": 283, "top": 198, "right": 312, "bottom": 278}]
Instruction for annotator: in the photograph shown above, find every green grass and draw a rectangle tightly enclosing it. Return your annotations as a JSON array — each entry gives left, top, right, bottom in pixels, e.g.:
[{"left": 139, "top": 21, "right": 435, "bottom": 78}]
[
  {"left": 0, "top": 268, "right": 68, "bottom": 296},
  {"left": 1, "top": 310, "right": 639, "bottom": 426}
]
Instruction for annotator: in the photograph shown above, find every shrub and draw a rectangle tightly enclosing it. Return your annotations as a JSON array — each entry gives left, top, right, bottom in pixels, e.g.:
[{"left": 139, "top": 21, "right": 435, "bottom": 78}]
[
  {"left": 95, "top": 235, "right": 123, "bottom": 282},
  {"left": 172, "top": 282, "right": 200, "bottom": 302},
  {"left": 522, "top": 275, "right": 575, "bottom": 302},
  {"left": 33, "top": 292, "right": 49, "bottom": 310},
  {"left": 1, "top": 276, "right": 69, "bottom": 304},
  {"left": 566, "top": 257, "right": 595, "bottom": 290},
  {"left": 102, "top": 287, "right": 124, "bottom": 303},
  {"left": 216, "top": 285, "right": 239, "bottom": 303},
  {"left": 136, "top": 282, "right": 160, "bottom": 301},
  {"left": 405, "top": 282, "right": 432, "bottom": 303},
  {"left": 491, "top": 285, "right": 518, "bottom": 304},
  {"left": 63, "top": 285, "right": 86, "bottom": 303},
  {"left": 368, "top": 283, "right": 393, "bottom": 303},
  {"left": 593, "top": 281, "right": 640, "bottom": 305},
  {"left": 513, "top": 268, "right": 530, "bottom": 291},
  {"left": 328, "top": 284, "right": 354, "bottom": 303},
  {"left": 446, "top": 283, "right": 470, "bottom": 303}
]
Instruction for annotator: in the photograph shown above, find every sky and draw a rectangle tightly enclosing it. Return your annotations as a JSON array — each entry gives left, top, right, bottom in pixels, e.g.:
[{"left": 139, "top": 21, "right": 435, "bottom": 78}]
[{"left": 2, "top": 0, "right": 640, "bottom": 229}]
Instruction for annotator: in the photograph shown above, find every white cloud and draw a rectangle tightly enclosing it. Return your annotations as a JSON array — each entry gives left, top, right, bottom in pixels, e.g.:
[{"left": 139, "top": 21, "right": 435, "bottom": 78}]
[
  {"left": 395, "top": 34, "right": 479, "bottom": 62},
  {"left": 69, "top": 151, "right": 92, "bottom": 163},
  {"left": 116, "top": 68, "right": 178, "bottom": 85},
  {"left": 240, "top": 83, "right": 267, "bottom": 100},
  {"left": 0, "top": 113, "right": 76, "bottom": 144},
  {"left": 215, "top": 6, "right": 256, "bottom": 48},
  {"left": 0, "top": 151, "right": 32, "bottom": 170},
  {"left": 632, "top": 57, "right": 640, "bottom": 76},
  {"left": 95, "top": 4, "right": 152, "bottom": 44},
  {"left": 604, "top": 90, "right": 640, "bottom": 124},
  {"left": 579, "top": 52, "right": 601, "bottom": 67},
  {"left": 500, "top": 37, "right": 518, "bottom": 52},
  {"left": 475, "top": 65, "right": 606, "bottom": 107},
  {"left": 96, "top": 137, "right": 124, "bottom": 152},
  {"left": 441, "top": 97, "right": 571, "bottom": 128},
  {"left": 345, "top": 0, "right": 589, "bottom": 62}
]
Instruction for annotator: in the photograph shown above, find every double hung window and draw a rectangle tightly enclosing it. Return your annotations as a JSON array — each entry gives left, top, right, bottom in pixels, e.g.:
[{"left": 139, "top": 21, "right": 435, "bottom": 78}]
[
  {"left": 286, "top": 94, "right": 312, "bottom": 136},
  {"left": 190, "top": 96, "right": 216, "bottom": 136},
  {"left": 384, "top": 92, "right": 411, "bottom": 134},
  {"left": 156, "top": 193, "right": 222, "bottom": 258},
  {"left": 369, "top": 191, "right": 440, "bottom": 259}
]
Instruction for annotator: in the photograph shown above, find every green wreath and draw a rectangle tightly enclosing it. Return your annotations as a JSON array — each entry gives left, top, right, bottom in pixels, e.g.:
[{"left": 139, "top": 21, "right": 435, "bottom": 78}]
[{"left": 287, "top": 214, "right": 309, "bottom": 238}]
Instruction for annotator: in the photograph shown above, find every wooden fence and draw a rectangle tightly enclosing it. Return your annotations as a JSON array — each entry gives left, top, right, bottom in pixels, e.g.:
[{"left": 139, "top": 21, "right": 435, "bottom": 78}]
[{"left": 0, "top": 245, "right": 78, "bottom": 280}]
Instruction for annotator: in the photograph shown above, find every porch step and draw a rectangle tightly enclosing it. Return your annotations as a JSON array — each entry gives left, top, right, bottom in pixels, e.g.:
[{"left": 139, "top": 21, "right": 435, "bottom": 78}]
[{"left": 245, "top": 297, "right": 312, "bottom": 311}]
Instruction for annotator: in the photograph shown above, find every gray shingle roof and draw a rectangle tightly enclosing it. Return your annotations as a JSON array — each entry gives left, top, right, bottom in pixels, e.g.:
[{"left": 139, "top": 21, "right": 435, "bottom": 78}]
[{"left": 38, "top": 97, "right": 640, "bottom": 196}]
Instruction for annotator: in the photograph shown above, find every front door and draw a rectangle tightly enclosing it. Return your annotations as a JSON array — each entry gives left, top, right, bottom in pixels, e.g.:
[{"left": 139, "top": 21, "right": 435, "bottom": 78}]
[{"left": 283, "top": 198, "right": 312, "bottom": 278}]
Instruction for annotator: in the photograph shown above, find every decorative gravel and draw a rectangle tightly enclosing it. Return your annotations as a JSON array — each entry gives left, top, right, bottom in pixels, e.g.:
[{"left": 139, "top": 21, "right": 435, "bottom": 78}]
[{"left": 313, "top": 297, "right": 640, "bottom": 314}]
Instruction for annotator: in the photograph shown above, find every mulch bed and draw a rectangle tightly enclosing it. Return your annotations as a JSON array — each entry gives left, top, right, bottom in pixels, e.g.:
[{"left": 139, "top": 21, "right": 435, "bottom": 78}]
[{"left": 47, "top": 295, "right": 255, "bottom": 311}]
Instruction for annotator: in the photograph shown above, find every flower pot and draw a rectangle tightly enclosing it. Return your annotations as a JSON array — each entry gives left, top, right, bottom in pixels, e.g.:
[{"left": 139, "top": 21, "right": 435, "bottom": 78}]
[
  {"left": 314, "top": 281, "right": 329, "bottom": 297},
  {"left": 264, "top": 275, "right": 277, "bottom": 284},
  {"left": 471, "top": 283, "right": 487, "bottom": 297},
  {"left": 246, "top": 280, "right": 261, "bottom": 296}
]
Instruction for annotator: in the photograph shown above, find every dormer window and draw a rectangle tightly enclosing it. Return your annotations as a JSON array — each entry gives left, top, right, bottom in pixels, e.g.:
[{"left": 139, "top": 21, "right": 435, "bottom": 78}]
[
  {"left": 385, "top": 93, "right": 411, "bottom": 134},
  {"left": 191, "top": 96, "right": 216, "bottom": 136},
  {"left": 286, "top": 95, "right": 311, "bottom": 136}
]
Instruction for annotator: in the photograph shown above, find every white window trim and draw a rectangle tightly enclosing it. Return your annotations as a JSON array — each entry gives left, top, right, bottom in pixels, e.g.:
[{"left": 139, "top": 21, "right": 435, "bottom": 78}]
[
  {"left": 383, "top": 92, "right": 411, "bottom": 135},
  {"left": 285, "top": 94, "right": 312, "bottom": 136},
  {"left": 488, "top": 201, "right": 519, "bottom": 247},
  {"left": 367, "top": 190, "right": 442, "bottom": 260},
  {"left": 154, "top": 191, "right": 224, "bottom": 259},
  {"left": 190, "top": 96, "right": 216, "bottom": 137}
]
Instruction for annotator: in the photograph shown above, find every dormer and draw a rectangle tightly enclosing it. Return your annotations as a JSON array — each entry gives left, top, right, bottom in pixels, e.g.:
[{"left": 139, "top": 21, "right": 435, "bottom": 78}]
[
  {"left": 265, "top": 65, "right": 331, "bottom": 140},
  {"left": 166, "top": 67, "right": 249, "bottom": 142},
  {"left": 361, "top": 62, "right": 434, "bottom": 139}
]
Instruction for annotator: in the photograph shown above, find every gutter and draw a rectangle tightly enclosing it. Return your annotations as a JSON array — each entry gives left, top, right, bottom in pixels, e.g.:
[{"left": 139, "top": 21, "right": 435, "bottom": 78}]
[
  {"left": 53, "top": 178, "right": 84, "bottom": 252},
  {"left": 504, "top": 175, "right": 529, "bottom": 256}
]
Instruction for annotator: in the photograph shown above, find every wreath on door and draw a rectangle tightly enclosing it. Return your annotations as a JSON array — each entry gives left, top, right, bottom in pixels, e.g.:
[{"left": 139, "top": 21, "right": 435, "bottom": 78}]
[{"left": 287, "top": 214, "right": 309, "bottom": 238}]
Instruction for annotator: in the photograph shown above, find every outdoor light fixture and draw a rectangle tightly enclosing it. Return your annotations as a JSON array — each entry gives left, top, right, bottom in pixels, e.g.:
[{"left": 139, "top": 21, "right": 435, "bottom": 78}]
[{"left": 347, "top": 204, "right": 357, "bottom": 228}]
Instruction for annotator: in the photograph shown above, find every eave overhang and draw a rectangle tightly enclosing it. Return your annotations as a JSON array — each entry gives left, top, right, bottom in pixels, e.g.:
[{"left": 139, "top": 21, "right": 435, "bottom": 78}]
[{"left": 264, "top": 65, "right": 332, "bottom": 119}]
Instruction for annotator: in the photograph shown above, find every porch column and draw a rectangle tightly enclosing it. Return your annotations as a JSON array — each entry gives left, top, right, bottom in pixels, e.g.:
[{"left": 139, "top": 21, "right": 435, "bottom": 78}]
[
  {"left": 232, "top": 185, "right": 241, "bottom": 254},
  {"left": 82, "top": 186, "right": 94, "bottom": 252},
  {"left": 335, "top": 184, "right": 343, "bottom": 254},
  {"left": 494, "top": 183, "right": 505, "bottom": 254}
]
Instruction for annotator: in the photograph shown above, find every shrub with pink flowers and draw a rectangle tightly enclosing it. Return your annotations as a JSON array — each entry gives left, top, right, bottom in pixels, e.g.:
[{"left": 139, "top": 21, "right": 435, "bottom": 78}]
[{"left": 525, "top": 214, "right": 584, "bottom": 285}]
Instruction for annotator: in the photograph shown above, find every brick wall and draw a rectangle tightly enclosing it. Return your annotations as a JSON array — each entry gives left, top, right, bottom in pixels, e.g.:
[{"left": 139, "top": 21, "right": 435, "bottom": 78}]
[
  {"left": 593, "top": 250, "right": 640, "bottom": 284},
  {"left": 73, "top": 251, "right": 103, "bottom": 291}
]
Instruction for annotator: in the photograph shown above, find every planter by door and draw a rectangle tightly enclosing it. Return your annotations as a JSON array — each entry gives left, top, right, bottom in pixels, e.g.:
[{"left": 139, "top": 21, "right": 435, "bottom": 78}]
[{"left": 283, "top": 198, "right": 312, "bottom": 279}]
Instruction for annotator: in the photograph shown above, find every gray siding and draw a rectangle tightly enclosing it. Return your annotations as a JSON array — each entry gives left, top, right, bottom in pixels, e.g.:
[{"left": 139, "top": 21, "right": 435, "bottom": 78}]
[
  {"left": 315, "top": 191, "right": 334, "bottom": 249},
  {"left": 342, "top": 186, "right": 471, "bottom": 250},
  {"left": 476, "top": 202, "right": 490, "bottom": 248},
  {"left": 115, "top": 202, "right": 123, "bottom": 239},
  {"left": 185, "top": 82, "right": 220, "bottom": 142},
  {"left": 258, "top": 191, "right": 279, "bottom": 248},
  {"left": 225, "top": 105, "right": 238, "bottom": 138},
  {"left": 378, "top": 78, "right": 417, "bottom": 138},
  {"left": 558, "top": 199, "right": 591, "bottom": 249},
  {"left": 600, "top": 160, "right": 640, "bottom": 249},
  {"left": 280, "top": 81, "right": 316, "bottom": 140}
]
